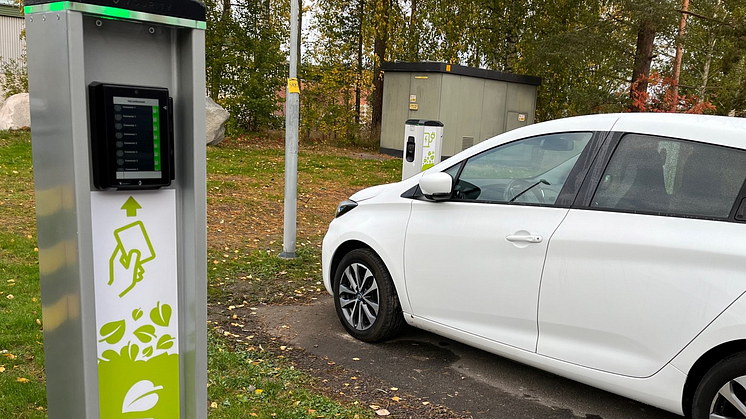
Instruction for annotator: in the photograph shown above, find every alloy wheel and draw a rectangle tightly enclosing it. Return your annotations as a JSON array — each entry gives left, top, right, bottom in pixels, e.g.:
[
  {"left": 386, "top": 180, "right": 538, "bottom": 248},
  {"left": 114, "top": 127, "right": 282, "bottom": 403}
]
[
  {"left": 710, "top": 376, "right": 746, "bottom": 418},
  {"left": 338, "top": 262, "right": 380, "bottom": 331}
]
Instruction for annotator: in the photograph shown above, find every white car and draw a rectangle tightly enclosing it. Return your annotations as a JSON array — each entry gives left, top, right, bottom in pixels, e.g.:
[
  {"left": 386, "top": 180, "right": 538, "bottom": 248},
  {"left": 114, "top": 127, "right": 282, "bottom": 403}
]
[{"left": 322, "top": 113, "right": 746, "bottom": 419}]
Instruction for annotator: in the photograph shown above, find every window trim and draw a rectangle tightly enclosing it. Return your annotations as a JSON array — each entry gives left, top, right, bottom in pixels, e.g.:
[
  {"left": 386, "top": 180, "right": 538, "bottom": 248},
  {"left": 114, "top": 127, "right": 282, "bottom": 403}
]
[
  {"left": 573, "top": 131, "right": 746, "bottom": 223},
  {"left": 408, "top": 131, "right": 607, "bottom": 208}
]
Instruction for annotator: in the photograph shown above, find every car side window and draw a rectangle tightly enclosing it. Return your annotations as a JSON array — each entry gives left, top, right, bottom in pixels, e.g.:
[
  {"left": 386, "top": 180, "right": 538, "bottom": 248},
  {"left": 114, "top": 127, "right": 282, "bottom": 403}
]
[
  {"left": 452, "top": 132, "right": 593, "bottom": 205},
  {"left": 591, "top": 134, "right": 746, "bottom": 219}
]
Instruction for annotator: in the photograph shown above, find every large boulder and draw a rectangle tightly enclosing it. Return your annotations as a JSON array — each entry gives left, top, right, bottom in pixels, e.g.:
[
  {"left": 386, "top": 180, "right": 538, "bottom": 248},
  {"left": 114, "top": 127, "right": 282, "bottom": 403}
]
[
  {"left": 0, "top": 93, "right": 30, "bottom": 130},
  {"left": 206, "top": 96, "right": 229, "bottom": 145}
]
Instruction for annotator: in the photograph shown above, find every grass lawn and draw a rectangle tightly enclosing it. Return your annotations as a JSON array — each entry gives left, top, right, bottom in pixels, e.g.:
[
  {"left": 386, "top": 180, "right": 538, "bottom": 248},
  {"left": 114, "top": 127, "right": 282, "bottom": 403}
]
[{"left": 0, "top": 130, "right": 401, "bottom": 418}]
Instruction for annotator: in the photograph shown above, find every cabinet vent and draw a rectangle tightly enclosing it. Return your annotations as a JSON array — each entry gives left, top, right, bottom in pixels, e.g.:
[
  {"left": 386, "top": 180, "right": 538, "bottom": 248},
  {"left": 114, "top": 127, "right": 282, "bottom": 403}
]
[{"left": 462, "top": 136, "right": 474, "bottom": 151}]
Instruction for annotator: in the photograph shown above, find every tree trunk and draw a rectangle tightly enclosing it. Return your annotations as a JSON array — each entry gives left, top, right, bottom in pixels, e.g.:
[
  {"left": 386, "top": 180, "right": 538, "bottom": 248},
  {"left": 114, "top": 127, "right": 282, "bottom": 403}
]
[
  {"left": 355, "top": 0, "right": 364, "bottom": 124},
  {"left": 699, "top": 0, "right": 721, "bottom": 98},
  {"left": 371, "top": 0, "right": 390, "bottom": 137},
  {"left": 671, "top": 0, "right": 689, "bottom": 110},
  {"left": 407, "top": 0, "right": 419, "bottom": 61},
  {"left": 209, "top": 0, "right": 233, "bottom": 101},
  {"left": 630, "top": 20, "right": 657, "bottom": 112}
]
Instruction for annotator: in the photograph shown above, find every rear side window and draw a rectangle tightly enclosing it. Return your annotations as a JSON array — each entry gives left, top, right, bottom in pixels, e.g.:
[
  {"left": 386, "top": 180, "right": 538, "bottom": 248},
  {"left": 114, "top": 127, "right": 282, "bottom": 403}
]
[{"left": 591, "top": 134, "right": 746, "bottom": 219}]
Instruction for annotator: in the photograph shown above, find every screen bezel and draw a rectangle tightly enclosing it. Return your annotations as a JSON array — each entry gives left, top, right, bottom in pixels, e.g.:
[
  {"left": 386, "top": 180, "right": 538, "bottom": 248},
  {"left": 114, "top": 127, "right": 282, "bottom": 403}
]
[{"left": 89, "top": 83, "right": 173, "bottom": 190}]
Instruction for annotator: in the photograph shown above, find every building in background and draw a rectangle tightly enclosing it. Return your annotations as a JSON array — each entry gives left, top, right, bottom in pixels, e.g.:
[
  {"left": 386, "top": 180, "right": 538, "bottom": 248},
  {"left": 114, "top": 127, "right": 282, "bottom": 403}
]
[
  {"left": 0, "top": 0, "right": 24, "bottom": 66},
  {"left": 380, "top": 62, "right": 540, "bottom": 158}
]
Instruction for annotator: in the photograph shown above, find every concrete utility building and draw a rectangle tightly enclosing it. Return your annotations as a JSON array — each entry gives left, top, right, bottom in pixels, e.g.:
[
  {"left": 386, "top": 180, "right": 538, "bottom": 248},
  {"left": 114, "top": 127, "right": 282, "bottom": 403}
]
[{"left": 380, "top": 61, "right": 541, "bottom": 158}]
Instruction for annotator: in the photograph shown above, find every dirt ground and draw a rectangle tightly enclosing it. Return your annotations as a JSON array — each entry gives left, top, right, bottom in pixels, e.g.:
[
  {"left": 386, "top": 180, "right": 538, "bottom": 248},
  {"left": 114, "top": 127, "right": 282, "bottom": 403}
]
[{"left": 208, "top": 301, "right": 470, "bottom": 419}]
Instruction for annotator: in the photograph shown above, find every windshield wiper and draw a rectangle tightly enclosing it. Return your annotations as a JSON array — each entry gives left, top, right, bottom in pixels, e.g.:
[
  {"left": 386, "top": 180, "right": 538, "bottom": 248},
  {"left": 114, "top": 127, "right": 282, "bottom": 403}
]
[{"left": 509, "top": 179, "right": 550, "bottom": 203}]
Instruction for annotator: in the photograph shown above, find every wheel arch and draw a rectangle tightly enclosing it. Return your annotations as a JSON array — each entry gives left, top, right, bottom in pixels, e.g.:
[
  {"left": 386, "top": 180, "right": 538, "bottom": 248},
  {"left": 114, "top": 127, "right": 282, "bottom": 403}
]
[
  {"left": 681, "top": 339, "right": 746, "bottom": 418},
  {"left": 330, "top": 240, "right": 371, "bottom": 284},
  {"left": 329, "top": 239, "right": 409, "bottom": 313}
]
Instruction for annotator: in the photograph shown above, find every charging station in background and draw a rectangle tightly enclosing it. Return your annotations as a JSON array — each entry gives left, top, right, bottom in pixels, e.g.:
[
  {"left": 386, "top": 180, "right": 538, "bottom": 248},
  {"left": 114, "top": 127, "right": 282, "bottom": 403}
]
[
  {"left": 402, "top": 119, "right": 444, "bottom": 180},
  {"left": 24, "top": 0, "right": 207, "bottom": 417}
]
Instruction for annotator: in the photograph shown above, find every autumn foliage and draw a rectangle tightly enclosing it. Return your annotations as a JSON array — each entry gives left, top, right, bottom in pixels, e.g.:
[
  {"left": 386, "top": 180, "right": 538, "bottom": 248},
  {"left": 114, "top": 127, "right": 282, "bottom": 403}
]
[{"left": 629, "top": 72, "right": 716, "bottom": 114}]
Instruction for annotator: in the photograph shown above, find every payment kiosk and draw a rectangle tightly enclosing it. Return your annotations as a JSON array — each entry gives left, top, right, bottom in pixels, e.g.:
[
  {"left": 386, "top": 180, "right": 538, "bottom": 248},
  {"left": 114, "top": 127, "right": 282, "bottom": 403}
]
[{"left": 24, "top": 0, "right": 207, "bottom": 417}]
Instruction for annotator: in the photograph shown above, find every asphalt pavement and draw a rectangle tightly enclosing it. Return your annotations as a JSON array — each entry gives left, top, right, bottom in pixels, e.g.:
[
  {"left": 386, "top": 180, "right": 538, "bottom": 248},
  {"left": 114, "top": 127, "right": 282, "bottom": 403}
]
[{"left": 257, "top": 297, "right": 682, "bottom": 419}]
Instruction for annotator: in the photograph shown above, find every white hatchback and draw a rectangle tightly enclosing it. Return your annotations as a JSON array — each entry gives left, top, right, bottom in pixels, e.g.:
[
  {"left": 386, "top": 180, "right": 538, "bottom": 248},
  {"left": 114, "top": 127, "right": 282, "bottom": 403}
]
[{"left": 322, "top": 113, "right": 746, "bottom": 419}]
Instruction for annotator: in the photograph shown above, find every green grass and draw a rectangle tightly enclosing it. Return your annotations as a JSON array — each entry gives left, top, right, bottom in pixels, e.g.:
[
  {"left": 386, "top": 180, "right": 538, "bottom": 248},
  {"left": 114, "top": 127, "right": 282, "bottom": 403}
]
[
  {"left": 0, "top": 130, "right": 397, "bottom": 418},
  {"left": 207, "top": 332, "right": 371, "bottom": 419},
  {"left": 0, "top": 131, "right": 46, "bottom": 418}
]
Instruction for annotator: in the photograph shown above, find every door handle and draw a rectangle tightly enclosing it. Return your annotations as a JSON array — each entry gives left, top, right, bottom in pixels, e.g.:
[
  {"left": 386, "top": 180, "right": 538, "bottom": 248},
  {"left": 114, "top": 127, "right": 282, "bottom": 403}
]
[{"left": 505, "top": 234, "right": 543, "bottom": 244}]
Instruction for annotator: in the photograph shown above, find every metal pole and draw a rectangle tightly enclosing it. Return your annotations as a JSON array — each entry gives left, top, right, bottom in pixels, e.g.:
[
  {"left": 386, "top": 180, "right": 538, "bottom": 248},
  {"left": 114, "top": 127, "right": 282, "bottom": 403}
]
[{"left": 280, "top": 0, "right": 300, "bottom": 259}]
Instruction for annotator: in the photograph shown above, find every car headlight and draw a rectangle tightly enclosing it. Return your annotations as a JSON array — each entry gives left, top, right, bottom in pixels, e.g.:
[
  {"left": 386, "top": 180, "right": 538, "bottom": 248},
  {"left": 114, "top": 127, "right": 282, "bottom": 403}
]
[{"left": 335, "top": 199, "right": 358, "bottom": 218}]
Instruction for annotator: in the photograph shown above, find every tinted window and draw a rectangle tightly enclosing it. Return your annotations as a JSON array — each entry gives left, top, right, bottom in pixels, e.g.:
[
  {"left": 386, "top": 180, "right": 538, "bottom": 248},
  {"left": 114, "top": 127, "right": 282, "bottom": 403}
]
[
  {"left": 452, "top": 132, "right": 593, "bottom": 204},
  {"left": 592, "top": 134, "right": 746, "bottom": 218}
]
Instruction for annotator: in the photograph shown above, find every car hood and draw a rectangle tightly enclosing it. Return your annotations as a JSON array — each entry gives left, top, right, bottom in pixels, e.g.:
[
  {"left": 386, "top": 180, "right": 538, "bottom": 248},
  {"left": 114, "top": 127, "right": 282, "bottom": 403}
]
[{"left": 349, "top": 183, "right": 394, "bottom": 202}]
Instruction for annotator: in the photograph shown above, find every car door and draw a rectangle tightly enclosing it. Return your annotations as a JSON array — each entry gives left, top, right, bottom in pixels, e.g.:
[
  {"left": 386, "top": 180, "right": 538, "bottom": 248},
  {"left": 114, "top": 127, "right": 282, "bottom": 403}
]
[
  {"left": 404, "top": 131, "right": 599, "bottom": 351},
  {"left": 537, "top": 133, "right": 746, "bottom": 377}
]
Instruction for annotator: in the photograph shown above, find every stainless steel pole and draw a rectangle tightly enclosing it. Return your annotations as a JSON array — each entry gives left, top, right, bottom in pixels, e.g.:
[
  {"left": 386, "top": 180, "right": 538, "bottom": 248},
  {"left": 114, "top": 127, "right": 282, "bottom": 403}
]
[{"left": 280, "top": 0, "right": 300, "bottom": 259}]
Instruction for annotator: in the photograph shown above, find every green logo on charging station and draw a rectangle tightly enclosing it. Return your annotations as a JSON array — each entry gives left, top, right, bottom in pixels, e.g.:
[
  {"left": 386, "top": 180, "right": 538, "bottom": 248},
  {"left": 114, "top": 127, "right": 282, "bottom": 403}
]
[
  {"left": 98, "top": 302, "right": 179, "bottom": 418},
  {"left": 97, "top": 196, "right": 179, "bottom": 419}
]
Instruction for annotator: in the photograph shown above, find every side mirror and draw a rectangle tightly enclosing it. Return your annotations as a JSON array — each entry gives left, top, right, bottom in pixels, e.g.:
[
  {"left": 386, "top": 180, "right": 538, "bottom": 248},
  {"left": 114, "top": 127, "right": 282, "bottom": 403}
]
[{"left": 419, "top": 172, "right": 453, "bottom": 201}]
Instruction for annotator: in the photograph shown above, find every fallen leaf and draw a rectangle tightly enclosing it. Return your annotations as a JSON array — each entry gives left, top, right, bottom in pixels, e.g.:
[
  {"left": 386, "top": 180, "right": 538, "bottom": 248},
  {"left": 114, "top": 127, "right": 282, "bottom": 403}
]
[
  {"left": 0, "top": 366, "right": 5, "bottom": 373},
  {"left": 6, "top": 294, "right": 14, "bottom": 300},
  {"left": 3, "top": 353, "right": 16, "bottom": 360},
  {"left": 36, "top": 319, "right": 41, "bottom": 326},
  {"left": 16, "top": 377, "right": 29, "bottom": 383},
  {"left": 422, "top": 401, "right": 430, "bottom": 405},
  {"left": 369, "top": 405, "right": 380, "bottom": 410},
  {"left": 255, "top": 389, "right": 263, "bottom": 395},
  {"left": 210, "top": 402, "right": 218, "bottom": 408},
  {"left": 352, "top": 357, "right": 360, "bottom": 361},
  {"left": 390, "top": 387, "right": 398, "bottom": 391},
  {"left": 392, "top": 396, "right": 401, "bottom": 402},
  {"left": 375, "top": 409, "right": 390, "bottom": 416}
]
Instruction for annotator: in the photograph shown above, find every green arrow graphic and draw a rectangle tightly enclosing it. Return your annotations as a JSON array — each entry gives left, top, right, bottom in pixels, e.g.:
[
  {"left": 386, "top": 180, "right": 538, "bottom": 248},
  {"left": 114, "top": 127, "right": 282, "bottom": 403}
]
[{"left": 121, "top": 197, "right": 142, "bottom": 217}]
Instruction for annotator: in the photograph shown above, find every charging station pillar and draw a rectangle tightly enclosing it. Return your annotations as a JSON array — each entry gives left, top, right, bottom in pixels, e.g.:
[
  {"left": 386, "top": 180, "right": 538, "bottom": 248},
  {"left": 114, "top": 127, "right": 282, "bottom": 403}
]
[
  {"left": 402, "top": 119, "right": 444, "bottom": 180},
  {"left": 24, "top": 0, "right": 207, "bottom": 417}
]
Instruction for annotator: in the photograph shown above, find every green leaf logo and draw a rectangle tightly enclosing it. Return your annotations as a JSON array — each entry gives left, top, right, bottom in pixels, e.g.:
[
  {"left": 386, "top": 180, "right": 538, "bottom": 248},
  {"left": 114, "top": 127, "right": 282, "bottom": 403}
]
[
  {"left": 142, "top": 346, "right": 153, "bottom": 357},
  {"left": 156, "top": 334, "right": 174, "bottom": 351},
  {"left": 120, "top": 343, "right": 139, "bottom": 361},
  {"left": 132, "top": 308, "right": 143, "bottom": 321},
  {"left": 99, "top": 320, "right": 126, "bottom": 344},
  {"left": 150, "top": 302, "right": 172, "bottom": 328},
  {"left": 134, "top": 325, "right": 157, "bottom": 343},
  {"left": 100, "top": 349, "right": 119, "bottom": 362}
]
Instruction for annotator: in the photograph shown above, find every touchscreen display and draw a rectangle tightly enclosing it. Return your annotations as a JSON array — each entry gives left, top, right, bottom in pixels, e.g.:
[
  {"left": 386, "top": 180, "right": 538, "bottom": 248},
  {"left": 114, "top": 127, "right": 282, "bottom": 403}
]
[
  {"left": 89, "top": 83, "right": 173, "bottom": 190},
  {"left": 112, "top": 96, "right": 162, "bottom": 180}
]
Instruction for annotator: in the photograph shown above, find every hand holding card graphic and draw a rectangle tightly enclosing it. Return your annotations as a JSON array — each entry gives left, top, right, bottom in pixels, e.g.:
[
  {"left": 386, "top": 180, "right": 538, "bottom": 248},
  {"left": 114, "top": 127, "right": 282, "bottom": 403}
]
[{"left": 109, "top": 221, "right": 156, "bottom": 298}]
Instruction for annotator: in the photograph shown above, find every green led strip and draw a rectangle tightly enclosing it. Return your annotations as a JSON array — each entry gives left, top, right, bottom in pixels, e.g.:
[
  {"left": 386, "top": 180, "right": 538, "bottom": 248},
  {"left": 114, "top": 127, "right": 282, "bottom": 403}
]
[{"left": 24, "top": 1, "right": 206, "bottom": 29}]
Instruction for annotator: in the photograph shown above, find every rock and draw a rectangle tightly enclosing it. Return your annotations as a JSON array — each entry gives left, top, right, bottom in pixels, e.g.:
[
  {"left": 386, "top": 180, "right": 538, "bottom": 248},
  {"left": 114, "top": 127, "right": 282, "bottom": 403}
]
[
  {"left": 0, "top": 93, "right": 30, "bottom": 130},
  {"left": 206, "top": 96, "right": 229, "bottom": 145}
]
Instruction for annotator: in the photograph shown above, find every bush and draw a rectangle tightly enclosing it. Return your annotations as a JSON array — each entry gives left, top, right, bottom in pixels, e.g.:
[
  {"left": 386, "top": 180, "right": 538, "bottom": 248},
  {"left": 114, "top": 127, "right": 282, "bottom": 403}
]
[{"left": 1, "top": 55, "right": 28, "bottom": 99}]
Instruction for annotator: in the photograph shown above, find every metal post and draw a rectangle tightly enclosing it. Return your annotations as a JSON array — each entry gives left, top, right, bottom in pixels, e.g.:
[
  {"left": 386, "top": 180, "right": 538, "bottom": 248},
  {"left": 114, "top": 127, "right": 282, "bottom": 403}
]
[{"left": 280, "top": 0, "right": 300, "bottom": 259}]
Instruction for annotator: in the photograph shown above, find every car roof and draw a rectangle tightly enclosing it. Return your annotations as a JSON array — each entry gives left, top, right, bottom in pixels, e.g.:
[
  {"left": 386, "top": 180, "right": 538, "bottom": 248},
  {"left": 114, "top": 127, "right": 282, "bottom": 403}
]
[{"left": 538, "top": 113, "right": 746, "bottom": 149}]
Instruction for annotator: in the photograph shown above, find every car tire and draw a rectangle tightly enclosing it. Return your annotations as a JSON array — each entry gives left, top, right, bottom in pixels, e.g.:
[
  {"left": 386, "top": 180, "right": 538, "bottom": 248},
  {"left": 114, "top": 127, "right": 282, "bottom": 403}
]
[
  {"left": 692, "top": 352, "right": 746, "bottom": 419},
  {"left": 333, "top": 248, "right": 404, "bottom": 342}
]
